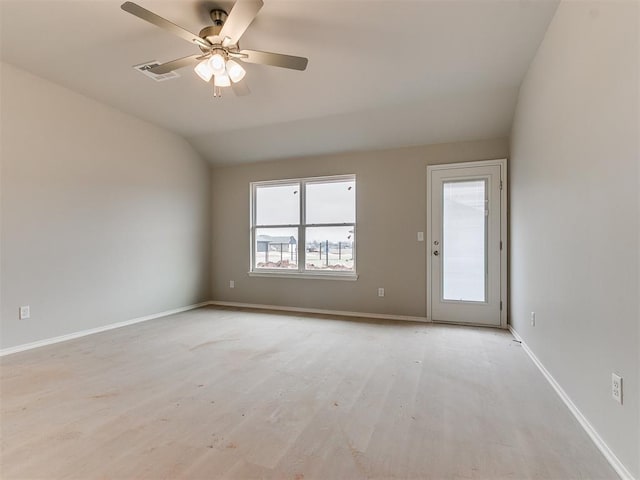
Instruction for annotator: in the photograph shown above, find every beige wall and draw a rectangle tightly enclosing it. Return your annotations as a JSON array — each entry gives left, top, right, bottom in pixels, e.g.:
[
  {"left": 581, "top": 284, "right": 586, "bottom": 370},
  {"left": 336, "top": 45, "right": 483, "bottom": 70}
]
[
  {"left": 509, "top": 1, "right": 639, "bottom": 476},
  {"left": 211, "top": 138, "right": 508, "bottom": 317},
  {"left": 0, "top": 63, "right": 212, "bottom": 349}
]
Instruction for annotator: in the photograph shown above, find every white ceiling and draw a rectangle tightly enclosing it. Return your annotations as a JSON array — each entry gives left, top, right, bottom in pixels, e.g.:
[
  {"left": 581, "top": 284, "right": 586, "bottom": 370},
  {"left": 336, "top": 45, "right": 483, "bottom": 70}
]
[{"left": 0, "top": 0, "right": 558, "bottom": 164}]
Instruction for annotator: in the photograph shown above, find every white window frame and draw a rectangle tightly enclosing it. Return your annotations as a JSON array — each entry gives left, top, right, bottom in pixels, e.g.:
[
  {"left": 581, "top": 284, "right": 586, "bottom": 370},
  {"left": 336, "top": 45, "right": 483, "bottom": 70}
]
[{"left": 249, "top": 174, "right": 358, "bottom": 281}]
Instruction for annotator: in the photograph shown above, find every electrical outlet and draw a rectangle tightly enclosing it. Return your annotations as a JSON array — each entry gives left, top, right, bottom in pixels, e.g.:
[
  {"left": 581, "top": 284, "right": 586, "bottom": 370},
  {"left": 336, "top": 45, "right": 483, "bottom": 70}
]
[
  {"left": 612, "top": 373, "right": 623, "bottom": 404},
  {"left": 378, "top": 288, "right": 385, "bottom": 297},
  {"left": 19, "top": 306, "right": 30, "bottom": 320},
  {"left": 530, "top": 312, "right": 536, "bottom": 326},
  {"left": 229, "top": 280, "right": 235, "bottom": 289}
]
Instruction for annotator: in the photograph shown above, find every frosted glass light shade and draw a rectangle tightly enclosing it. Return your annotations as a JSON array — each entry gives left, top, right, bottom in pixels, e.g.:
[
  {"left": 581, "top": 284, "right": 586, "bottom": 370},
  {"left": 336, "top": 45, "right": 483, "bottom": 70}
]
[
  {"left": 226, "top": 59, "right": 246, "bottom": 83},
  {"left": 208, "top": 53, "right": 226, "bottom": 75},
  {"left": 194, "top": 60, "right": 214, "bottom": 82},
  {"left": 214, "top": 72, "right": 231, "bottom": 87}
]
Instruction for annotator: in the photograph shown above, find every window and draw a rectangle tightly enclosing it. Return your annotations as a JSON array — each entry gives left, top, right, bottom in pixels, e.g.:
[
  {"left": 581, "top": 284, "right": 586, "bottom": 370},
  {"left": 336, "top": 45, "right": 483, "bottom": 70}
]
[{"left": 250, "top": 175, "right": 356, "bottom": 279}]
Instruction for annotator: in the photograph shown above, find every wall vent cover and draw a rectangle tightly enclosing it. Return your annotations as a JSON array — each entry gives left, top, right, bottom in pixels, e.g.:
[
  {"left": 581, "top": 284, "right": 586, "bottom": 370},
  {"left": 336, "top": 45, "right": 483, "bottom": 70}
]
[{"left": 133, "top": 61, "right": 180, "bottom": 82}]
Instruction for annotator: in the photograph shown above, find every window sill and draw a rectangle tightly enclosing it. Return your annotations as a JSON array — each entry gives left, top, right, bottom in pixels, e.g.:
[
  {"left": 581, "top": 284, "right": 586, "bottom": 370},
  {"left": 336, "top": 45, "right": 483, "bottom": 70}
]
[{"left": 248, "top": 271, "right": 358, "bottom": 281}]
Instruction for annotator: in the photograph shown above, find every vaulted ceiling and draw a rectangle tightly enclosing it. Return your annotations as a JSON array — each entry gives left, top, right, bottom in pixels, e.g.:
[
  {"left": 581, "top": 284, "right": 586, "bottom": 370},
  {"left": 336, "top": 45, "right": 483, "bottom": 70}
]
[{"left": 0, "top": 0, "right": 559, "bottom": 164}]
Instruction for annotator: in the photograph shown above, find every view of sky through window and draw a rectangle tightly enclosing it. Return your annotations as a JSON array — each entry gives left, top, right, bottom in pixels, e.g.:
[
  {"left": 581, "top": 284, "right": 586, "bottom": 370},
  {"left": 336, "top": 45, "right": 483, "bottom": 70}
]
[
  {"left": 306, "top": 180, "right": 355, "bottom": 224},
  {"left": 255, "top": 183, "right": 299, "bottom": 225}
]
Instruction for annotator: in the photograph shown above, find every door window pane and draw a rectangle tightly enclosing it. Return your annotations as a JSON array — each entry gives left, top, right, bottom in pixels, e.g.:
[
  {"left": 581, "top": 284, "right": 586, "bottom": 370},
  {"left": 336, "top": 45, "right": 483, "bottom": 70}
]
[
  {"left": 305, "top": 226, "right": 354, "bottom": 272},
  {"left": 255, "top": 227, "right": 298, "bottom": 269},
  {"left": 306, "top": 180, "right": 355, "bottom": 224},
  {"left": 255, "top": 184, "right": 300, "bottom": 225},
  {"left": 442, "top": 180, "right": 486, "bottom": 302}
]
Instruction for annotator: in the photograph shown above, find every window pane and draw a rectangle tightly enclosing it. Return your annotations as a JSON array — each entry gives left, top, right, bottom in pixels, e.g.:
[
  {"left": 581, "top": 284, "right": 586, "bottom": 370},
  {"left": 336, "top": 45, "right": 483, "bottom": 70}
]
[
  {"left": 306, "top": 179, "right": 355, "bottom": 224},
  {"left": 442, "top": 180, "right": 486, "bottom": 302},
  {"left": 255, "top": 228, "right": 298, "bottom": 269},
  {"left": 255, "top": 184, "right": 300, "bottom": 225},
  {"left": 305, "top": 226, "right": 354, "bottom": 272}
]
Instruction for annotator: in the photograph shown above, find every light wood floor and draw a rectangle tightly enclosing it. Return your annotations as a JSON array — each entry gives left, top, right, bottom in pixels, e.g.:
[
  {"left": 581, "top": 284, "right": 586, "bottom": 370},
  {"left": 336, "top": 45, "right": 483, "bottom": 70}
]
[{"left": 1, "top": 306, "right": 616, "bottom": 479}]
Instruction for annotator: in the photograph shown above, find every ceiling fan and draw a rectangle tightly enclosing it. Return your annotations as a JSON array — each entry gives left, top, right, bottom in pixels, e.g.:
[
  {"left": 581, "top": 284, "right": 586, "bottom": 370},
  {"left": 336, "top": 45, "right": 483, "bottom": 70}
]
[{"left": 121, "top": 0, "right": 308, "bottom": 97}]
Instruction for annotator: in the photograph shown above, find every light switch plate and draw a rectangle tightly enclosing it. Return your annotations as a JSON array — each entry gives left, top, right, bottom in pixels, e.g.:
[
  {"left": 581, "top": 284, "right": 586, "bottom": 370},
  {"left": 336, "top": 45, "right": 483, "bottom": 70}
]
[{"left": 19, "top": 306, "right": 30, "bottom": 320}]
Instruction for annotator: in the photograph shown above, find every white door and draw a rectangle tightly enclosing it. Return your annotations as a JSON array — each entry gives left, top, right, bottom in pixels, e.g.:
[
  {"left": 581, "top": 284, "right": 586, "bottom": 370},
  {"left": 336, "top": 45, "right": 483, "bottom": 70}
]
[{"left": 427, "top": 161, "right": 505, "bottom": 326}]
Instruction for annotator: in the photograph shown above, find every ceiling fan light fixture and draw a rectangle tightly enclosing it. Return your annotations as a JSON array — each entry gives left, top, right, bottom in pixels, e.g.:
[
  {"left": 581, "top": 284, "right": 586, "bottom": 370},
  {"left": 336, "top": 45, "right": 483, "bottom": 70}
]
[
  {"left": 226, "top": 59, "right": 246, "bottom": 83},
  {"left": 122, "top": 0, "right": 309, "bottom": 98},
  {"left": 214, "top": 71, "right": 231, "bottom": 87},
  {"left": 208, "top": 52, "right": 226, "bottom": 75},
  {"left": 194, "top": 60, "right": 214, "bottom": 82}
]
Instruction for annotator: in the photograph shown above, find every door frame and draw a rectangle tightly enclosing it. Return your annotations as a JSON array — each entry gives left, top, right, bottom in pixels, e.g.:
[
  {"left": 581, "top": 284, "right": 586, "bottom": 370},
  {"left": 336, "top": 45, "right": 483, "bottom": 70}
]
[{"left": 426, "top": 159, "right": 508, "bottom": 329}]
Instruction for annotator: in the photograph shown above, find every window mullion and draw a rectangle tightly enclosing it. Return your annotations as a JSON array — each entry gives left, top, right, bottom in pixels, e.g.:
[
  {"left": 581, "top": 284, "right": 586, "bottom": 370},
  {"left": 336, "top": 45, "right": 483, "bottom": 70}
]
[
  {"left": 304, "top": 223, "right": 355, "bottom": 228},
  {"left": 299, "top": 180, "right": 306, "bottom": 273},
  {"left": 254, "top": 224, "right": 299, "bottom": 229},
  {"left": 250, "top": 183, "right": 256, "bottom": 272}
]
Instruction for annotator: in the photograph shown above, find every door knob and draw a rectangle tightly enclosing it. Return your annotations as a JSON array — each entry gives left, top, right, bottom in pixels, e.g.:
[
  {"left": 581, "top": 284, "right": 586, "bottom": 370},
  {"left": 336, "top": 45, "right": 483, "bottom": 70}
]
[{"left": 433, "top": 250, "right": 439, "bottom": 256}]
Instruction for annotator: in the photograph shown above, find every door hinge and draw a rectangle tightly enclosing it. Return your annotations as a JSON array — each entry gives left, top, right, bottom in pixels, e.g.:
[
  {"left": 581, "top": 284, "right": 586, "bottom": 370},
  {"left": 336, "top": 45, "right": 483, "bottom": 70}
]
[
  {"left": 500, "top": 241, "right": 503, "bottom": 250},
  {"left": 500, "top": 180, "right": 503, "bottom": 190},
  {"left": 500, "top": 301, "right": 503, "bottom": 311}
]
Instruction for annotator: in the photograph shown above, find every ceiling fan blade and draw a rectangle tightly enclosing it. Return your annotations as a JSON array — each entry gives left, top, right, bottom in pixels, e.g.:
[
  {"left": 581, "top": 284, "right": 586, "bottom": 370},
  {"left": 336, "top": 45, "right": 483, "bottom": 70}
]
[
  {"left": 149, "top": 54, "right": 202, "bottom": 74},
  {"left": 218, "top": 0, "right": 264, "bottom": 45},
  {"left": 121, "top": 2, "right": 210, "bottom": 49},
  {"left": 231, "top": 80, "right": 251, "bottom": 96},
  {"left": 239, "top": 50, "right": 308, "bottom": 71}
]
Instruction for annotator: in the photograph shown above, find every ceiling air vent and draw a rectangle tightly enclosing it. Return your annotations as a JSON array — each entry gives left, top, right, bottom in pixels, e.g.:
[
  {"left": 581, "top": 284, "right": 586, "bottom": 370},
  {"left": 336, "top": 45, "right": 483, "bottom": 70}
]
[{"left": 133, "top": 61, "right": 180, "bottom": 82}]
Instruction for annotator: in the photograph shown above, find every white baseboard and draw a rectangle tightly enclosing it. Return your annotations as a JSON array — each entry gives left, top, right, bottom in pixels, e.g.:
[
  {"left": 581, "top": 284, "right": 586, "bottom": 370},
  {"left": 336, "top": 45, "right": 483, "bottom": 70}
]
[
  {"left": 2, "top": 300, "right": 426, "bottom": 356},
  {"left": 509, "top": 326, "right": 635, "bottom": 480},
  {"left": 0, "top": 301, "right": 211, "bottom": 357},
  {"left": 208, "top": 300, "right": 429, "bottom": 323}
]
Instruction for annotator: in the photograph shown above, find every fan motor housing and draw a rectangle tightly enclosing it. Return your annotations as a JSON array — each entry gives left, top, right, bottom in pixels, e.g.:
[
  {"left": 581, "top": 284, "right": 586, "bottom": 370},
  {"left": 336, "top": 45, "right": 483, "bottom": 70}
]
[
  {"left": 210, "top": 9, "right": 228, "bottom": 26},
  {"left": 198, "top": 10, "right": 229, "bottom": 48}
]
